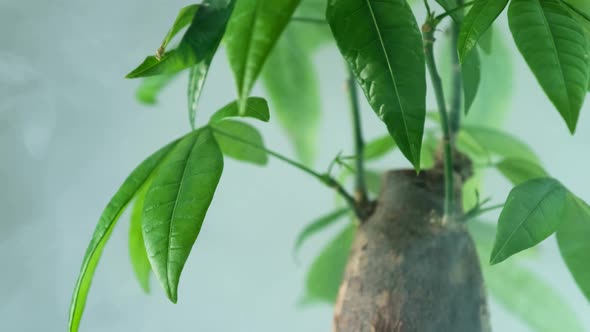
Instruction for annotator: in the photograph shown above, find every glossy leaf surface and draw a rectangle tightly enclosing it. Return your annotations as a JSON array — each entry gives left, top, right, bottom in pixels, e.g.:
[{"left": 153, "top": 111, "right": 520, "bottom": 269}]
[
  {"left": 129, "top": 186, "right": 151, "bottom": 293},
  {"left": 508, "top": 0, "right": 589, "bottom": 132},
  {"left": 490, "top": 178, "right": 567, "bottom": 264},
  {"left": 142, "top": 128, "right": 223, "bottom": 303},
  {"left": 225, "top": 0, "right": 302, "bottom": 113},
  {"left": 458, "top": 0, "right": 508, "bottom": 62},
  {"left": 69, "top": 140, "right": 178, "bottom": 332},
  {"left": 327, "top": 0, "right": 426, "bottom": 169},
  {"left": 211, "top": 120, "right": 268, "bottom": 165},
  {"left": 209, "top": 97, "right": 270, "bottom": 123}
]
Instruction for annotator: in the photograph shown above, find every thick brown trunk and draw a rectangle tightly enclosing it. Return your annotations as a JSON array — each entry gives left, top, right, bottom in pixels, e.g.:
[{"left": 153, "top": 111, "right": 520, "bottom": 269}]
[{"left": 333, "top": 169, "right": 490, "bottom": 332}]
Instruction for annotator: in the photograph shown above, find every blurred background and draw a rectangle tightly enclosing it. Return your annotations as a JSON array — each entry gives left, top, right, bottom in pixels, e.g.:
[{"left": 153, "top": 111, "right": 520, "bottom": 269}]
[{"left": 1, "top": 0, "right": 590, "bottom": 331}]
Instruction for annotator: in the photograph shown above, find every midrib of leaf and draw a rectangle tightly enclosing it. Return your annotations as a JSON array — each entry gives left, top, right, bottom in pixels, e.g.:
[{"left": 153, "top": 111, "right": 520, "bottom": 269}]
[
  {"left": 238, "top": 2, "right": 262, "bottom": 97},
  {"left": 532, "top": 0, "right": 572, "bottom": 115},
  {"left": 459, "top": 0, "right": 493, "bottom": 58},
  {"left": 163, "top": 134, "right": 199, "bottom": 296},
  {"left": 364, "top": 0, "right": 415, "bottom": 160},
  {"left": 492, "top": 182, "right": 562, "bottom": 263}
]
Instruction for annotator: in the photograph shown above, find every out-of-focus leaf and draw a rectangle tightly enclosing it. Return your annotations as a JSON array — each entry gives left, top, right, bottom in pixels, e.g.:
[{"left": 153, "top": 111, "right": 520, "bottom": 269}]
[
  {"left": 261, "top": 24, "right": 320, "bottom": 164},
  {"left": 211, "top": 120, "right": 268, "bottom": 165},
  {"left": 209, "top": 97, "right": 270, "bottom": 123},
  {"left": 462, "top": 47, "right": 481, "bottom": 114},
  {"left": 421, "top": 130, "right": 438, "bottom": 169},
  {"left": 462, "top": 126, "right": 539, "bottom": 163},
  {"left": 496, "top": 158, "right": 548, "bottom": 186},
  {"left": 225, "top": 0, "right": 301, "bottom": 114},
  {"left": 142, "top": 128, "right": 223, "bottom": 303},
  {"left": 127, "top": 0, "right": 235, "bottom": 78},
  {"left": 69, "top": 140, "right": 179, "bottom": 332},
  {"left": 557, "top": 196, "right": 590, "bottom": 301},
  {"left": 136, "top": 73, "right": 180, "bottom": 105},
  {"left": 129, "top": 186, "right": 151, "bottom": 293},
  {"left": 435, "top": 0, "right": 463, "bottom": 22},
  {"left": 302, "top": 223, "right": 355, "bottom": 304},
  {"left": 293, "top": 208, "right": 350, "bottom": 258},
  {"left": 328, "top": 0, "right": 426, "bottom": 170},
  {"left": 490, "top": 178, "right": 567, "bottom": 264},
  {"left": 457, "top": 0, "right": 508, "bottom": 62},
  {"left": 364, "top": 135, "right": 397, "bottom": 161},
  {"left": 508, "top": 0, "right": 589, "bottom": 133}
]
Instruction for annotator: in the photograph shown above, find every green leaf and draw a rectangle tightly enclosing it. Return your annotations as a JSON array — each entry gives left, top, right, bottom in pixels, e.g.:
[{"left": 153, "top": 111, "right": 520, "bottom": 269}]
[
  {"left": 461, "top": 126, "right": 540, "bottom": 163},
  {"left": 225, "top": 0, "right": 302, "bottom": 114},
  {"left": 129, "top": 186, "right": 151, "bottom": 293},
  {"left": 160, "top": 4, "right": 200, "bottom": 52},
  {"left": 469, "top": 221, "right": 584, "bottom": 332},
  {"left": 136, "top": 73, "right": 180, "bottom": 105},
  {"left": 261, "top": 24, "right": 321, "bottom": 165},
  {"left": 496, "top": 158, "right": 548, "bottom": 185},
  {"left": 457, "top": 0, "right": 508, "bottom": 62},
  {"left": 209, "top": 97, "right": 270, "bottom": 123},
  {"left": 126, "top": 0, "right": 235, "bottom": 78},
  {"left": 293, "top": 208, "right": 350, "bottom": 259},
  {"left": 187, "top": 60, "right": 213, "bottom": 129},
  {"left": 508, "top": 0, "right": 589, "bottom": 133},
  {"left": 462, "top": 47, "right": 481, "bottom": 114},
  {"left": 211, "top": 120, "right": 269, "bottom": 165},
  {"left": 490, "top": 178, "right": 567, "bottom": 264},
  {"left": 302, "top": 223, "right": 355, "bottom": 304},
  {"left": 421, "top": 130, "right": 438, "bottom": 169},
  {"left": 364, "top": 134, "right": 397, "bottom": 161},
  {"left": 68, "top": 140, "right": 178, "bottom": 332},
  {"left": 477, "top": 26, "right": 494, "bottom": 54},
  {"left": 142, "top": 128, "right": 223, "bottom": 303},
  {"left": 327, "top": 0, "right": 426, "bottom": 169},
  {"left": 557, "top": 195, "right": 590, "bottom": 301},
  {"left": 435, "top": 0, "right": 463, "bottom": 22}
]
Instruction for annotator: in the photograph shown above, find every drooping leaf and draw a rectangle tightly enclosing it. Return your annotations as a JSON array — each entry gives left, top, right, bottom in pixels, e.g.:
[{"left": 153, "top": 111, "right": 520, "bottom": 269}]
[
  {"left": 136, "top": 73, "right": 180, "bottom": 105},
  {"left": 209, "top": 97, "right": 270, "bottom": 123},
  {"left": 469, "top": 221, "right": 584, "bottom": 332},
  {"left": 129, "top": 185, "right": 151, "bottom": 293},
  {"left": 508, "top": 0, "right": 589, "bottom": 133},
  {"left": 211, "top": 120, "right": 268, "bottom": 165},
  {"left": 435, "top": 0, "right": 463, "bottom": 23},
  {"left": 225, "top": 0, "right": 302, "bottom": 114},
  {"left": 462, "top": 47, "right": 481, "bottom": 114},
  {"left": 302, "top": 223, "right": 355, "bottom": 304},
  {"left": 142, "top": 128, "right": 223, "bottom": 303},
  {"left": 293, "top": 208, "right": 350, "bottom": 259},
  {"left": 261, "top": 24, "right": 321, "bottom": 165},
  {"left": 126, "top": 0, "right": 235, "bottom": 78},
  {"left": 457, "top": 0, "right": 508, "bottom": 62},
  {"left": 557, "top": 195, "right": 590, "bottom": 301},
  {"left": 293, "top": 0, "right": 334, "bottom": 50},
  {"left": 364, "top": 134, "right": 397, "bottom": 161},
  {"left": 327, "top": 0, "right": 426, "bottom": 169},
  {"left": 490, "top": 178, "right": 567, "bottom": 264},
  {"left": 68, "top": 140, "right": 179, "bottom": 332},
  {"left": 496, "top": 158, "right": 548, "bottom": 185},
  {"left": 187, "top": 60, "right": 213, "bottom": 129},
  {"left": 160, "top": 4, "right": 200, "bottom": 53},
  {"left": 461, "top": 126, "right": 540, "bottom": 163}
]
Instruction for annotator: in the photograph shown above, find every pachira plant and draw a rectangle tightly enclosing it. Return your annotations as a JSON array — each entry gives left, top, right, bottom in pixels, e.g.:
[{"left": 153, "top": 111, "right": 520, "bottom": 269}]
[{"left": 69, "top": 0, "right": 590, "bottom": 330}]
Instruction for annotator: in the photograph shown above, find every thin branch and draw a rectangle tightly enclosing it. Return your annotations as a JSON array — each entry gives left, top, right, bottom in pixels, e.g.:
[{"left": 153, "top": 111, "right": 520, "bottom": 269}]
[
  {"left": 210, "top": 126, "right": 363, "bottom": 218},
  {"left": 346, "top": 69, "right": 369, "bottom": 206},
  {"left": 423, "top": 17, "right": 456, "bottom": 220}
]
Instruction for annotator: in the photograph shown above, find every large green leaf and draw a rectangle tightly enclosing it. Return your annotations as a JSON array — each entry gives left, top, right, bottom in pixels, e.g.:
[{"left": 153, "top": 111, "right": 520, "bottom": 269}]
[
  {"left": 508, "top": 0, "right": 589, "bottom": 133},
  {"left": 136, "top": 73, "right": 180, "bottom": 105},
  {"left": 129, "top": 185, "right": 151, "bottom": 293},
  {"left": 327, "top": 0, "right": 426, "bottom": 169},
  {"left": 302, "top": 223, "right": 355, "bottom": 304},
  {"left": 142, "top": 128, "right": 223, "bottom": 303},
  {"left": 68, "top": 140, "right": 178, "bottom": 332},
  {"left": 261, "top": 24, "right": 321, "bottom": 165},
  {"left": 557, "top": 196, "right": 590, "bottom": 301},
  {"left": 462, "top": 47, "right": 481, "bottom": 114},
  {"left": 457, "top": 0, "right": 508, "bottom": 62},
  {"left": 364, "top": 134, "right": 397, "bottom": 161},
  {"left": 127, "top": 0, "right": 235, "bottom": 78},
  {"left": 496, "top": 158, "right": 548, "bottom": 185},
  {"left": 211, "top": 120, "right": 269, "bottom": 165},
  {"left": 209, "top": 97, "right": 270, "bottom": 123},
  {"left": 469, "top": 221, "right": 584, "bottom": 332},
  {"left": 490, "top": 178, "right": 567, "bottom": 264},
  {"left": 225, "top": 0, "right": 302, "bottom": 114},
  {"left": 293, "top": 208, "right": 350, "bottom": 259}
]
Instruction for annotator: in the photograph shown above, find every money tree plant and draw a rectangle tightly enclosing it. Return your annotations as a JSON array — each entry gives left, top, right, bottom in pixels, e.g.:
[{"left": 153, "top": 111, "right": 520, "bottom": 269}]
[{"left": 69, "top": 0, "right": 590, "bottom": 331}]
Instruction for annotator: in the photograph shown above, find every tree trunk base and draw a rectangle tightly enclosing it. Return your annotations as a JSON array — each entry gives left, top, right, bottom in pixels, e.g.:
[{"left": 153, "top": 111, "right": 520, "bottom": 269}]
[{"left": 333, "top": 169, "right": 490, "bottom": 332}]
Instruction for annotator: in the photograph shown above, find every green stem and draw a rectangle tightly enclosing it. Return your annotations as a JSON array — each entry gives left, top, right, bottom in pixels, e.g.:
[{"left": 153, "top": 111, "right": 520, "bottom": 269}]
[
  {"left": 423, "top": 19, "right": 455, "bottom": 220},
  {"left": 449, "top": 0, "right": 464, "bottom": 136},
  {"left": 346, "top": 69, "right": 369, "bottom": 205},
  {"left": 210, "top": 126, "right": 362, "bottom": 218}
]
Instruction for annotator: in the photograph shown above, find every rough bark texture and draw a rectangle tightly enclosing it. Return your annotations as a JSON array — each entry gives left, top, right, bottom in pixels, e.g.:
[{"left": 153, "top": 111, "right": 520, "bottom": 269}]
[{"left": 333, "top": 169, "right": 490, "bottom": 332}]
